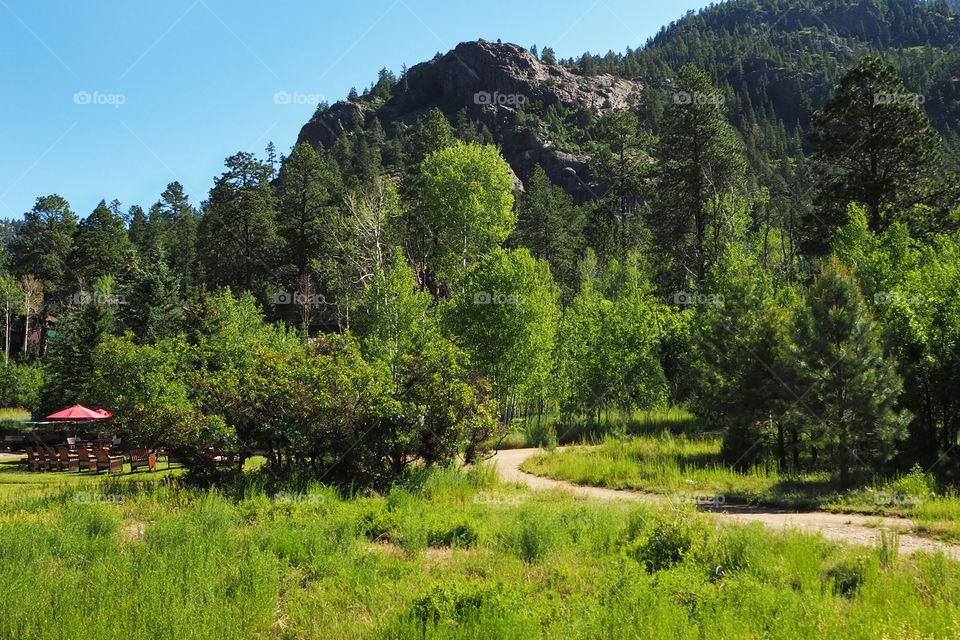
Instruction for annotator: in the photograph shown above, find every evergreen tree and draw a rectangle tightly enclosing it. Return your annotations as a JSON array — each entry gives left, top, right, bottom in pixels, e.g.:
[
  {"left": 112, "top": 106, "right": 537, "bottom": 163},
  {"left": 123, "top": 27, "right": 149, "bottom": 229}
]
[
  {"left": 370, "top": 68, "right": 395, "bottom": 100},
  {"left": 653, "top": 64, "right": 745, "bottom": 287},
  {"left": 794, "top": 257, "right": 909, "bottom": 486},
  {"left": 127, "top": 205, "right": 152, "bottom": 255},
  {"left": 591, "top": 110, "right": 650, "bottom": 258},
  {"left": 407, "top": 107, "right": 455, "bottom": 168},
  {"left": 811, "top": 56, "right": 946, "bottom": 247},
  {"left": 276, "top": 142, "right": 336, "bottom": 280},
  {"left": 72, "top": 199, "right": 132, "bottom": 284},
  {"left": 150, "top": 182, "right": 199, "bottom": 297},
  {"left": 116, "top": 252, "right": 183, "bottom": 344},
  {"left": 512, "top": 164, "right": 586, "bottom": 299},
  {"left": 10, "top": 194, "right": 78, "bottom": 319},
  {"left": 40, "top": 277, "right": 118, "bottom": 414},
  {"left": 198, "top": 152, "right": 279, "bottom": 298}
]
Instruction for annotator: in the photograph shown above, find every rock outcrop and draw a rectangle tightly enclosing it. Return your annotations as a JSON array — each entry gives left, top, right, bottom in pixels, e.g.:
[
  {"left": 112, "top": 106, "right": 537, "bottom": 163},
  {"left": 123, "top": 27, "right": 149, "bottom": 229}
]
[{"left": 296, "top": 40, "right": 644, "bottom": 201}]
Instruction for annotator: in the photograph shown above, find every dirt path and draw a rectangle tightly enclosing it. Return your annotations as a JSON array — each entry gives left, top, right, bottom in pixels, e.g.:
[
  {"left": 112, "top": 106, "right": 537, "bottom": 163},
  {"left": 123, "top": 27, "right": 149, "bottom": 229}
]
[{"left": 492, "top": 447, "right": 960, "bottom": 558}]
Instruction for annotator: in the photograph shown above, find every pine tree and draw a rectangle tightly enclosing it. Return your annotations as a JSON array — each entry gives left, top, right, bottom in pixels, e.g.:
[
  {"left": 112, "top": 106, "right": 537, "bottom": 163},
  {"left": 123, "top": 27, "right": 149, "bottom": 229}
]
[
  {"left": 810, "top": 56, "right": 944, "bottom": 247},
  {"left": 198, "top": 152, "right": 279, "bottom": 297},
  {"left": 276, "top": 142, "right": 336, "bottom": 280},
  {"left": 127, "top": 205, "right": 152, "bottom": 255},
  {"left": 10, "top": 195, "right": 78, "bottom": 322},
  {"left": 151, "top": 182, "right": 199, "bottom": 297},
  {"left": 513, "top": 165, "right": 586, "bottom": 299},
  {"left": 794, "top": 257, "right": 909, "bottom": 486},
  {"left": 117, "top": 251, "right": 183, "bottom": 344},
  {"left": 408, "top": 108, "right": 454, "bottom": 168},
  {"left": 653, "top": 63, "right": 745, "bottom": 287},
  {"left": 72, "top": 199, "right": 132, "bottom": 284}
]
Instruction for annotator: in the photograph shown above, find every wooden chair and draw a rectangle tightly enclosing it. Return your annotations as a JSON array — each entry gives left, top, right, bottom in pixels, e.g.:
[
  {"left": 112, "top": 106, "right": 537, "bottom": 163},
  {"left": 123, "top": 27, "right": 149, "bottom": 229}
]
[
  {"left": 129, "top": 448, "right": 156, "bottom": 472},
  {"left": 22, "top": 446, "right": 38, "bottom": 471},
  {"left": 57, "top": 446, "right": 80, "bottom": 472},
  {"left": 37, "top": 448, "right": 56, "bottom": 471},
  {"left": 93, "top": 449, "right": 124, "bottom": 474},
  {"left": 76, "top": 448, "right": 96, "bottom": 472}
]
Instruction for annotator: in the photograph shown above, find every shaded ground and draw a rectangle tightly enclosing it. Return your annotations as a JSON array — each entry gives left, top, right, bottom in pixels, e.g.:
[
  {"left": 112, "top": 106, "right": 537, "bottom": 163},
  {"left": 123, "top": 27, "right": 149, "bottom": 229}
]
[{"left": 492, "top": 447, "right": 960, "bottom": 558}]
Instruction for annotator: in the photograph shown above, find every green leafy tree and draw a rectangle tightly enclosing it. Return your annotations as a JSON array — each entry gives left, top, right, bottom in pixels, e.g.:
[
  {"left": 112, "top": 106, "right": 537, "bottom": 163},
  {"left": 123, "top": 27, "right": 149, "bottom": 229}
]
[
  {"left": 0, "top": 362, "right": 44, "bottom": 411},
  {"left": 554, "top": 251, "right": 667, "bottom": 425},
  {"left": 0, "top": 269, "right": 21, "bottom": 365},
  {"left": 89, "top": 333, "right": 220, "bottom": 462},
  {"left": 445, "top": 248, "right": 559, "bottom": 424},
  {"left": 19, "top": 275, "right": 42, "bottom": 356},
  {"left": 419, "top": 142, "right": 516, "bottom": 288},
  {"left": 355, "top": 246, "right": 432, "bottom": 378}
]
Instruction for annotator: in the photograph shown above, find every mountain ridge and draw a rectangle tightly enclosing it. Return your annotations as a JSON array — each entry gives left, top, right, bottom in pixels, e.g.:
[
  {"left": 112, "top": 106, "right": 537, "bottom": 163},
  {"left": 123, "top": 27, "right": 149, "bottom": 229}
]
[{"left": 295, "top": 0, "right": 960, "bottom": 202}]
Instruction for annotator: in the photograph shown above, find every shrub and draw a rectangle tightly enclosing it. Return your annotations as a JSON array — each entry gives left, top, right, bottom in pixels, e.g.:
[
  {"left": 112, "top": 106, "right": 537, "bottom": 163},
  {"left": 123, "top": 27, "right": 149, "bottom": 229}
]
[
  {"left": 0, "top": 362, "right": 44, "bottom": 413},
  {"left": 628, "top": 515, "right": 703, "bottom": 572},
  {"left": 825, "top": 559, "right": 865, "bottom": 597},
  {"left": 427, "top": 522, "right": 478, "bottom": 548}
]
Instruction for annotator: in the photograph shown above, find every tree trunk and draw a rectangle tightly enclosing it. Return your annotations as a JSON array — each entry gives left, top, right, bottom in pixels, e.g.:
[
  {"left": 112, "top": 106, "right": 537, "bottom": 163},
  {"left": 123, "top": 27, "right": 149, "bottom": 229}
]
[
  {"left": 776, "top": 420, "right": 786, "bottom": 472},
  {"left": 838, "top": 427, "right": 850, "bottom": 488},
  {"left": 791, "top": 426, "right": 800, "bottom": 470},
  {"left": 4, "top": 300, "right": 9, "bottom": 366}
]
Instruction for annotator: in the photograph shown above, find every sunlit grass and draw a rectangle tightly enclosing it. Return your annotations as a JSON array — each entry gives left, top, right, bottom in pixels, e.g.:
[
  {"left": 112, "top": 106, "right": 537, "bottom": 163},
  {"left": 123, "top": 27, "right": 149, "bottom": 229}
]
[
  {"left": 1, "top": 462, "right": 959, "bottom": 638},
  {"left": 0, "top": 408, "right": 30, "bottom": 421},
  {"left": 521, "top": 432, "right": 960, "bottom": 541}
]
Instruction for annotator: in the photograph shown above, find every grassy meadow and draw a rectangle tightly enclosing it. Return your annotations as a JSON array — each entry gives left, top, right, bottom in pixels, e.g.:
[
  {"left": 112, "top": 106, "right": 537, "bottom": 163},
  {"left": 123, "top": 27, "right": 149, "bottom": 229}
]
[
  {"left": 2, "top": 458, "right": 960, "bottom": 638},
  {"left": 520, "top": 432, "right": 960, "bottom": 541},
  {"left": 0, "top": 408, "right": 30, "bottom": 421}
]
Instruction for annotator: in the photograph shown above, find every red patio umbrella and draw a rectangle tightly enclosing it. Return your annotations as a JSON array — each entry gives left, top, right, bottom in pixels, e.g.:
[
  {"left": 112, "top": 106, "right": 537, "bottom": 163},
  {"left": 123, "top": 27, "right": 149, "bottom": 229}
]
[{"left": 46, "top": 404, "right": 112, "bottom": 420}]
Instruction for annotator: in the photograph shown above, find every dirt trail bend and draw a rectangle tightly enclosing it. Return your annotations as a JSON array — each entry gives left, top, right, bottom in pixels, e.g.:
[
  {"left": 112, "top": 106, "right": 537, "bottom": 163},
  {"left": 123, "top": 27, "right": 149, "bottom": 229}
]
[{"left": 492, "top": 448, "right": 960, "bottom": 558}]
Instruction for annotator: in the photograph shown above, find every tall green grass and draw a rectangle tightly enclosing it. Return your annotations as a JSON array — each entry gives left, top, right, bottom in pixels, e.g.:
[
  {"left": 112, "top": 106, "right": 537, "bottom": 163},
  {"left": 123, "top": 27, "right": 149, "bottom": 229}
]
[
  {"left": 523, "top": 432, "right": 960, "bottom": 539},
  {"left": 0, "top": 408, "right": 30, "bottom": 421},
  {"left": 2, "top": 462, "right": 960, "bottom": 638},
  {"left": 490, "top": 407, "right": 701, "bottom": 449}
]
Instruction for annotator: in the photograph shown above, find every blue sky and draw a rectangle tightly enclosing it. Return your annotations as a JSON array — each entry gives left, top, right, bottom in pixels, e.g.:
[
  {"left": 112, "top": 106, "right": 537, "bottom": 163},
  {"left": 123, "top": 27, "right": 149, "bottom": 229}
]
[{"left": 1, "top": 0, "right": 712, "bottom": 221}]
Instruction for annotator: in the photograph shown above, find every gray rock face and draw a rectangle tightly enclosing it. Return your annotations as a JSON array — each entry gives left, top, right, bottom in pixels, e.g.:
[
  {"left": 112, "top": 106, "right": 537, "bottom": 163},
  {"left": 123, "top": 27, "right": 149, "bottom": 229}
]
[{"left": 296, "top": 40, "right": 644, "bottom": 201}]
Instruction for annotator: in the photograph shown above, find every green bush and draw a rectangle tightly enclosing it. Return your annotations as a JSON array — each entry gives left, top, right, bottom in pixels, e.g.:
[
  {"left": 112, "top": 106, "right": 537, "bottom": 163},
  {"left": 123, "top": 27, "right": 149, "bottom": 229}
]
[
  {"left": 628, "top": 515, "right": 703, "bottom": 572},
  {"left": 825, "top": 559, "right": 866, "bottom": 597},
  {"left": 0, "top": 362, "right": 44, "bottom": 413}
]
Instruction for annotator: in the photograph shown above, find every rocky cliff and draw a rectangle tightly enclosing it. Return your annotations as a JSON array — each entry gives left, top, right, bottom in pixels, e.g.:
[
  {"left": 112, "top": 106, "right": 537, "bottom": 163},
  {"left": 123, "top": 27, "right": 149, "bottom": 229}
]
[{"left": 296, "top": 40, "right": 643, "bottom": 200}]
